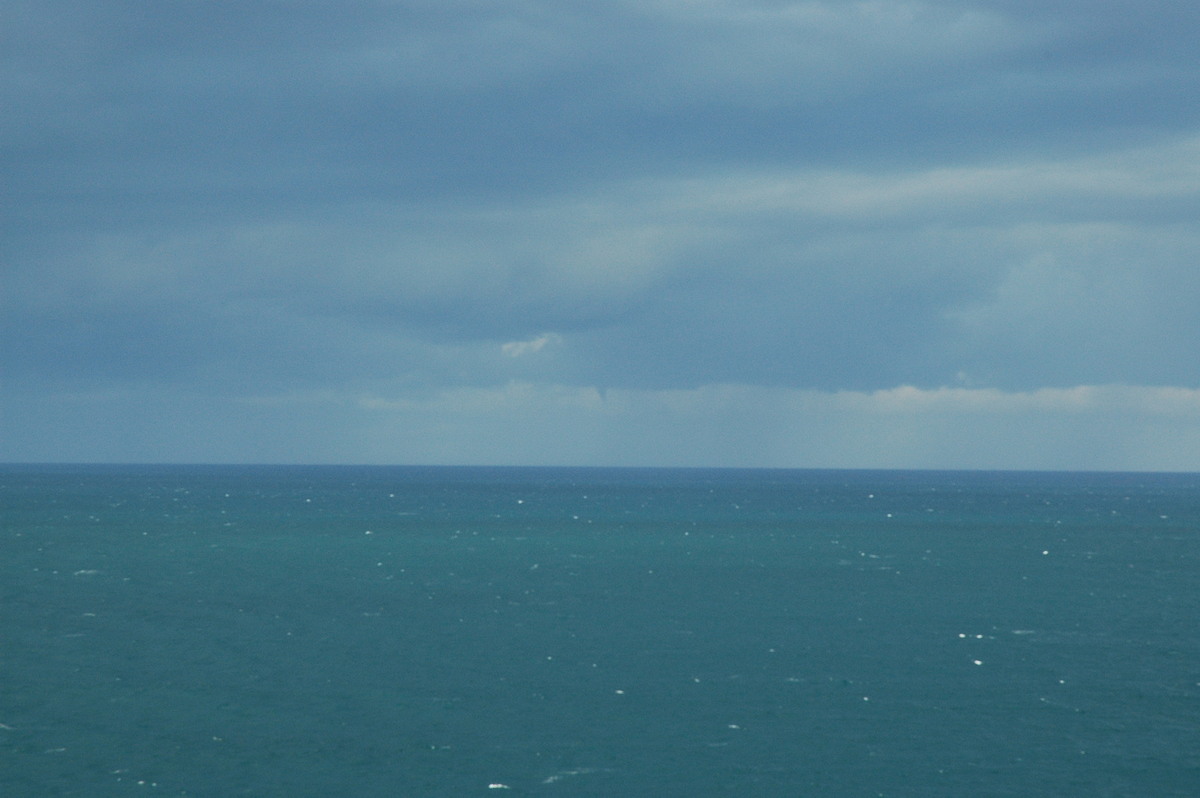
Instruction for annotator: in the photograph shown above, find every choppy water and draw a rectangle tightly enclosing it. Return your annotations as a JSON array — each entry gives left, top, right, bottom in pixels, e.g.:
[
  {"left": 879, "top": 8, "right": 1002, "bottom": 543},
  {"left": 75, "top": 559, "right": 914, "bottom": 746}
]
[{"left": 3, "top": 465, "right": 1198, "bottom": 796}]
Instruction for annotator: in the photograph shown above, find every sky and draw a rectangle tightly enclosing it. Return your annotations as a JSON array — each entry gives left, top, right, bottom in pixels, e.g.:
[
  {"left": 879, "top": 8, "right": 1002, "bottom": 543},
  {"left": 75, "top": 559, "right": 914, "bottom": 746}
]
[{"left": 3, "top": 0, "right": 1199, "bottom": 470}]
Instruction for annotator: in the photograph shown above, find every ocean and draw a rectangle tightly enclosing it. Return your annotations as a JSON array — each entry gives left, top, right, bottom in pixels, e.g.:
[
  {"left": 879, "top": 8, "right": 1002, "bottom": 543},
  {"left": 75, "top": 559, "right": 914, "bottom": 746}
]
[{"left": 2, "top": 465, "right": 1198, "bottom": 797}]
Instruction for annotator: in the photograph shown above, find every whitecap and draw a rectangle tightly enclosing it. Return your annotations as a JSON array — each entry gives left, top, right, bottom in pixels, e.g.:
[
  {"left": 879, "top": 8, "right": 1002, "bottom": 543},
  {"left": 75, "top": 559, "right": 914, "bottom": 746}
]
[{"left": 542, "top": 768, "right": 601, "bottom": 784}]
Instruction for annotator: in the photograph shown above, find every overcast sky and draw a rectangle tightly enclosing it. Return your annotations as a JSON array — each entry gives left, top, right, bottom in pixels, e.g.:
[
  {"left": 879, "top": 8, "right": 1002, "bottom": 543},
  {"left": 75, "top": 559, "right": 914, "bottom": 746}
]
[{"left": 3, "top": 0, "right": 1199, "bottom": 470}]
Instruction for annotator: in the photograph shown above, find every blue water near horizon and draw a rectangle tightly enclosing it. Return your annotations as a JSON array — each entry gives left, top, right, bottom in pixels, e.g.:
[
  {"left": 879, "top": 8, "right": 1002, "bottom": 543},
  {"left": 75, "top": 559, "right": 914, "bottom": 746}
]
[{"left": 3, "top": 464, "right": 1198, "bottom": 796}]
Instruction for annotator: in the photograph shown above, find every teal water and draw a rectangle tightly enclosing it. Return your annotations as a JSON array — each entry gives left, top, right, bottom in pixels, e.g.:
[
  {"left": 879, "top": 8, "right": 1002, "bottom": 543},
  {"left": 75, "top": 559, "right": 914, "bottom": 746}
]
[{"left": 3, "top": 465, "right": 1198, "bottom": 796}]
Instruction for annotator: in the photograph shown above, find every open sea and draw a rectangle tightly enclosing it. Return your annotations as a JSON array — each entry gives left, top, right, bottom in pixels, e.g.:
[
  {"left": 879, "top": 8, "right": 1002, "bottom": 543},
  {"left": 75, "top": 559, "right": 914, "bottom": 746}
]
[{"left": 2, "top": 464, "right": 1198, "bottom": 797}]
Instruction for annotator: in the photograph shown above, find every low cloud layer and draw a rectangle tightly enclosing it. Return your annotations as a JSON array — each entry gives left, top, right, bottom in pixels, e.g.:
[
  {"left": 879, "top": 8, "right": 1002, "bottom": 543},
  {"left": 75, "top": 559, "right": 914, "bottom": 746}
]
[{"left": 4, "top": 0, "right": 1198, "bottom": 468}]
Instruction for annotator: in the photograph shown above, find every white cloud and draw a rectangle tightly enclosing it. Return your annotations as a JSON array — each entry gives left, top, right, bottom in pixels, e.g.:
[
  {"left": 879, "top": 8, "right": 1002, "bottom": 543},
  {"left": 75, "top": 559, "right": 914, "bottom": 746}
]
[{"left": 501, "top": 333, "right": 562, "bottom": 358}]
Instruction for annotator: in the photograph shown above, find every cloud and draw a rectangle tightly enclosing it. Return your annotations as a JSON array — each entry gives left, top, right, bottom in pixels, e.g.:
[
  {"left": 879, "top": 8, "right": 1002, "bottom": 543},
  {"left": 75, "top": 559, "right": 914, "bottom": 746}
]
[
  {"left": 619, "top": 0, "right": 1028, "bottom": 107},
  {"left": 354, "top": 381, "right": 1200, "bottom": 470},
  {"left": 7, "top": 380, "right": 1194, "bottom": 470},
  {"left": 502, "top": 333, "right": 563, "bottom": 358},
  {"left": 6, "top": 134, "right": 1198, "bottom": 394},
  {"left": 8, "top": 0, "right": 1198, "bottom": 216},
  {"left": 662, "top": 134, "right": 1200, "bottom": 224},
  {"left": 3, "top": 0, "right": 1199, "bottom": 468}
]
